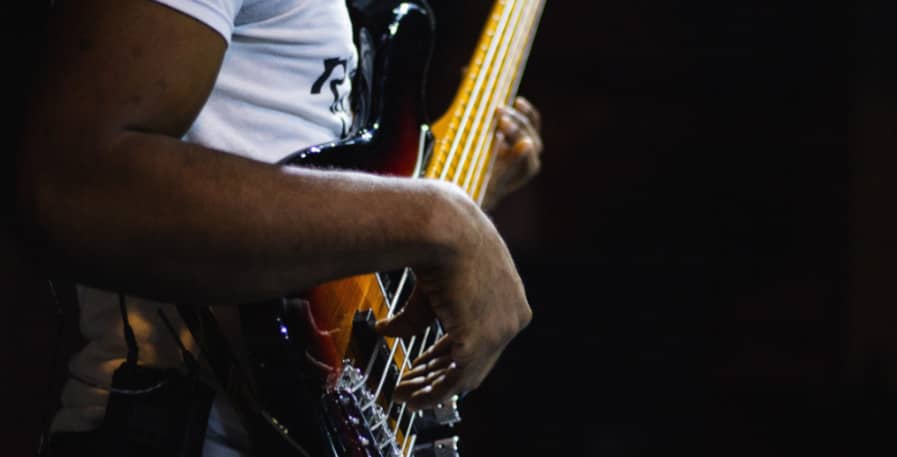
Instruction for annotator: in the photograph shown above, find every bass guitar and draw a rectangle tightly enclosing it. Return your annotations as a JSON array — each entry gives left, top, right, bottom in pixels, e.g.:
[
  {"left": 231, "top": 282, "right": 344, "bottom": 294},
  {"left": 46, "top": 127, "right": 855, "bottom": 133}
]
[{"left": 180, "top": 1, "right": 546, "bottom": 455}]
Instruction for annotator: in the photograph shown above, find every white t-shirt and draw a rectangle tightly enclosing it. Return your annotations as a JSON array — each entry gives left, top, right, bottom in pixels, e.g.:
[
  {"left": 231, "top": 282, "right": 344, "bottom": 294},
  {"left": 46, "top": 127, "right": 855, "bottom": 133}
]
[
  {"left": 163, "top": 0, "right": 359, "bottom": 159},
  {"left": 52, "top": 1, "right": 358, "bottom": 456}
]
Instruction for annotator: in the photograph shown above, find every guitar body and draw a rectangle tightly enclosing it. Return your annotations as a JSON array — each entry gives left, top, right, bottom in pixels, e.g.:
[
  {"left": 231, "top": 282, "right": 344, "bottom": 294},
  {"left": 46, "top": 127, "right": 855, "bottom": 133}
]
[{"left": 236, "top": 2, "right": 448, "bottom": 456}]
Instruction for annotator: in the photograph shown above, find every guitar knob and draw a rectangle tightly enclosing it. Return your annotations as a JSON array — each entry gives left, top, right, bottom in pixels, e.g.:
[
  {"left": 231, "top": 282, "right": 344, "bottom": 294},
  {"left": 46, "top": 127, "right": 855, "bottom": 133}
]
[
  {"left": 416, "top": 395, "right": 461, "bottom": 428},
  {"left": 413, "top": 436, "right": 460, "bottom": 457}
]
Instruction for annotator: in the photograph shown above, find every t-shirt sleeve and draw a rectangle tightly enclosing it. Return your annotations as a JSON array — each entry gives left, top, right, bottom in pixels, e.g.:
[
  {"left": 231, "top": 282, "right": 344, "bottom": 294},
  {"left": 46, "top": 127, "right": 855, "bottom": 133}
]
[{"left": 150, "top": 0, "right": 243, "bottom": 44}]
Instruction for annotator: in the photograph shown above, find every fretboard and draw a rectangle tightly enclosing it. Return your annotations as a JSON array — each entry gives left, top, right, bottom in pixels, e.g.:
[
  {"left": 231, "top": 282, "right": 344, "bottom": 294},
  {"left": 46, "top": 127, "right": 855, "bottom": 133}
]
[{"left": 424, "top": 0, "right": 547, "bottom": 204}]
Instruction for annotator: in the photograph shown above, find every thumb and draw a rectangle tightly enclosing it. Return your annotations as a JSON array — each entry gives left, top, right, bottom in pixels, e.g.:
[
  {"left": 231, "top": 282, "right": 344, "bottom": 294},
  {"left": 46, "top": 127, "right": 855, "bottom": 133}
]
[{"left": 375, "top": 290, "right": 435, "bottom": 339}]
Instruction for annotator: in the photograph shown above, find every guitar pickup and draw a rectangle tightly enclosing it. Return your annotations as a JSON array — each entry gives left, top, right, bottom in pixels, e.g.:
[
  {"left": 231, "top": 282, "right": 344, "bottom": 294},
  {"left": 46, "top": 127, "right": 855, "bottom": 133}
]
[
  {"left": 414, "top": 436, "right": 460, "bottom": 457},
  {"left": 416, "top": 395, "right": 461, "bottom": 428}
]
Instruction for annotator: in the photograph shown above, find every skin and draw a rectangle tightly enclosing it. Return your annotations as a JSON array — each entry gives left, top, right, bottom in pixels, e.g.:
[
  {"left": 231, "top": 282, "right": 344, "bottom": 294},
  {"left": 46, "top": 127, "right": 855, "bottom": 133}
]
[
  {"left": 17, "top": 0, "right": 541, "bottom": 411},
  {"left": 483, "top": 97, "right": 543, "bottom": 211}
]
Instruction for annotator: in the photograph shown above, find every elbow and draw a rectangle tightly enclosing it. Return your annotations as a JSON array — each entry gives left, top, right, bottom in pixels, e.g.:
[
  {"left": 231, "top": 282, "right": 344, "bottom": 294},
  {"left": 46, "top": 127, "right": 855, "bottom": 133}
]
[
  {"left": 14, "top": 127, "right": 108, "bottom": 274},
  {"left": 15, "top": 137, "right": 69, "bottom": 270}
]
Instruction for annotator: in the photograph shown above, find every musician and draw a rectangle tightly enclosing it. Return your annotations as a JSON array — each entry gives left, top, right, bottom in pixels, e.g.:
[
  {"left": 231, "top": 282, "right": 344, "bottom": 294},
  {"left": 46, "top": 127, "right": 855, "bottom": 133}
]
[{"left": 18, "top": 0, "right": 542, "bottom": 455}]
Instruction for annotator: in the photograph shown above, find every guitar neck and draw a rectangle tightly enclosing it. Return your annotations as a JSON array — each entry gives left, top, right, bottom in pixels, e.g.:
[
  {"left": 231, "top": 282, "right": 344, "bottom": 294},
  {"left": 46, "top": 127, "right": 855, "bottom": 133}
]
[{"left": 425, "top": 0, "right": 546, "bottom": 204}]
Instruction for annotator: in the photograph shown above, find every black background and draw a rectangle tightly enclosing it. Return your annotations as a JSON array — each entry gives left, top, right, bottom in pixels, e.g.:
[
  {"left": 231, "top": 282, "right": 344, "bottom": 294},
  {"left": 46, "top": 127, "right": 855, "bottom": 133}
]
[{"left": 2, "top": 1, "right": 892, "bottom": 456}]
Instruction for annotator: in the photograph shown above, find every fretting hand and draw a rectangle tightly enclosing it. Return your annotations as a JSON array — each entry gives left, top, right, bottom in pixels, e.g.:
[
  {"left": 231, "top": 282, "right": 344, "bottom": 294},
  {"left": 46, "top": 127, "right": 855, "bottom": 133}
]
[{"left": 481, "top": 96, "right": 543, "bottom": 210}]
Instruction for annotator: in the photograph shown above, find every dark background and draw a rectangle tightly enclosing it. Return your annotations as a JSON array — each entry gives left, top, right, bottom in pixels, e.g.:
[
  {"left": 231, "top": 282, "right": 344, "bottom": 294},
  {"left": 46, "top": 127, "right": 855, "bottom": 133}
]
[{"left": 2, "top": 1, "right": 891, "bottom": 456}]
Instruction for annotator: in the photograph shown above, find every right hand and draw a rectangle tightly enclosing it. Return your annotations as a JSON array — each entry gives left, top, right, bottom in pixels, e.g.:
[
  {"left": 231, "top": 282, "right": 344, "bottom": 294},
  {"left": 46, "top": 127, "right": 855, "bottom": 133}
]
[{"left": 376, "top": 182, "right": 532, "bottom": 409}]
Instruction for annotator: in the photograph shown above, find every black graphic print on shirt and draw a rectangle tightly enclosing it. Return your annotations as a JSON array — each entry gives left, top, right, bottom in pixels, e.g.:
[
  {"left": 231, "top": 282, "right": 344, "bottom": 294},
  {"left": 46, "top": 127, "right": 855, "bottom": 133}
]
[{"left": 312, "top": 57, "right": 355, "bottom": 138}]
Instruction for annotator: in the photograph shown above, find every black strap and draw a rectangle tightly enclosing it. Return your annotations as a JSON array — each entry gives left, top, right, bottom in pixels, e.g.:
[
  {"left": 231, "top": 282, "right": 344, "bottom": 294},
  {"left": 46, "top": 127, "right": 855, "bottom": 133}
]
[{"left": 117, "top": 293, "right": 139, "bottom": 366}]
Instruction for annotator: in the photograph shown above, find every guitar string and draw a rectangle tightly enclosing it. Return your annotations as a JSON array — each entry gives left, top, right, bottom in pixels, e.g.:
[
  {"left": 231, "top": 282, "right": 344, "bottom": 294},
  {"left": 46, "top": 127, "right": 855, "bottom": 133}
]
[
  {"left": 367, "top": 334, "right": 416, "bottom": 412},
  {"left": 363, "top": 280, "right": 430, "bottom": 444},
  {"left": 457, "top": 0, "right": 527, "bottom": 192},
  {"left": 456, "top": 2, "right": 526, "bottom": 193},
  {"left": 401, "top": 418, "right": 418, "bottom": 456},
  {"left": 372, "top": 335, "right": 415, "bottom": 432},
  {"left": 374, "top": 335, "right": 415, "bottom": 448},
  {"left": 382, "top": 324, "right": 437, "bottom": 455},
  {"left": 358, "top": 249, "right": 431, "bottom": 442},
  {"left": 372, "top": 336, "right": 416, "bottom": 428},
  {"left": 466, "top": 0, "right": 536, "bottom": 198},
  {"left": 404, "top": 434, "right": 418, "bottom": 457},
  {"left": 374, "top": 333, "right": 423, "bottom": 451},
  {"left": 375, "top": 325, "right": 433, "bottom": 452},
  {"left": 506, "top": 0, "right": 549, "bottom": 109},
  {"left": 438, "top": 0, "right": 516, "bottom": 182},
  {"left": 382, "top": 324, "right": 431, "bottom": 451},
  {"left": 474, "top": 0, "right": 547, "bottom": 204},
  {"left": 363, "top": 269, "right": 413, "bottom": 407},
  {"left": 387, "top": 325, "right": 431, "bottom": 436},
  {"left": 356, "top": 269, "right": 410, "bottom": 398},
  {"left": 398, "top": 306, "right": 452, "bottom": 455}
]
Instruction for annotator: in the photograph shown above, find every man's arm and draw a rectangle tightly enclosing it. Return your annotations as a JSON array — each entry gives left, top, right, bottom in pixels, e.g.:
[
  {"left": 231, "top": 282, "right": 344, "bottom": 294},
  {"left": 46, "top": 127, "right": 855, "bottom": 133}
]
[
  {"left": 18, "top": 0, "right": 530, "bottom": 407},
  {"left": 18, "top": 0, "right": 451, "bottom": 304}
]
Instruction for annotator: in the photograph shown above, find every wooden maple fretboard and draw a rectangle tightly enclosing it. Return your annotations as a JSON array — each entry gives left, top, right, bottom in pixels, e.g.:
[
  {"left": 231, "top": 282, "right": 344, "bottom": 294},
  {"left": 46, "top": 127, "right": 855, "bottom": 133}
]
[{"left": 425, "top": 0, "right": 547, "bottom": 203}]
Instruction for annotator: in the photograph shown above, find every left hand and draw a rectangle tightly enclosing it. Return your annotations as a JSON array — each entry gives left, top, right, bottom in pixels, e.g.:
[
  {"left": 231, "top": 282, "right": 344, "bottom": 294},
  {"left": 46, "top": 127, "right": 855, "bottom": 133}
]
[{"left": 481, "top": 96, "right": 543, "bottom": 210}]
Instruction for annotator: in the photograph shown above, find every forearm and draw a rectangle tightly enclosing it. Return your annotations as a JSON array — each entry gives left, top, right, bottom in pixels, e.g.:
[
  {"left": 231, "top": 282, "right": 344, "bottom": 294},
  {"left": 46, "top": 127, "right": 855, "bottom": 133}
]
[{"left": 17, "top": 129, "right": 463, "bottom": 305}]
